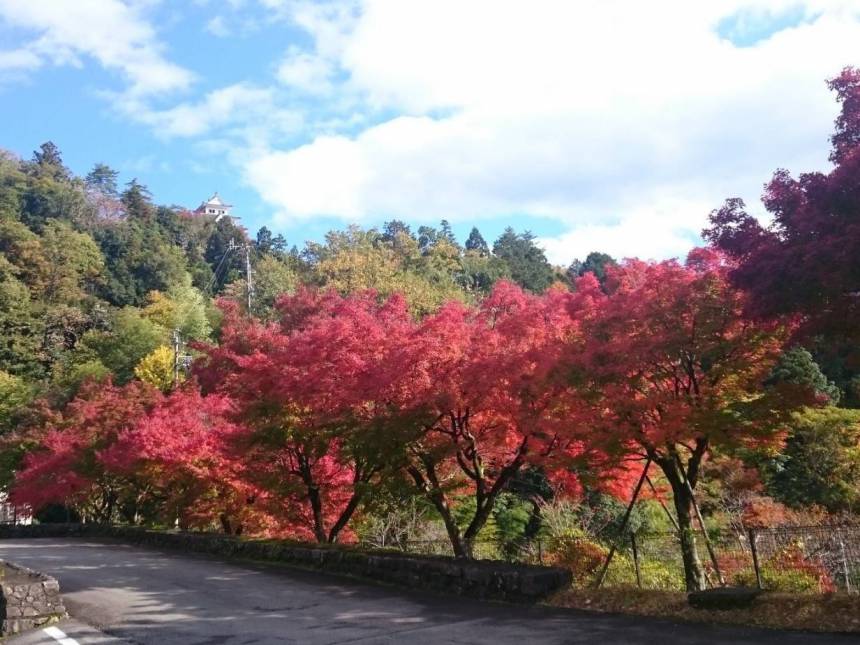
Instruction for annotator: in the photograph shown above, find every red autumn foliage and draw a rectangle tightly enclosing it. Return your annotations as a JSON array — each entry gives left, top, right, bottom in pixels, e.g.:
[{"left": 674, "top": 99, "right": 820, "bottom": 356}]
[
  {"left": 99, "top": 387, "right": 275, "bottom": 535},
  {"left": 396, "top": 281, "right": 592, "bottom": 557},
  {"left": 11, "top": 379, "right": 162, "bottom": 521},
  {"left": 563, "top": 249, "right": 797, "bottom": 590},
  {"left": 704, "top": 67, "right": 860, "bottom": 349},
  {"left": 194, "top": 289, "right": 416, "bottom": 543}
]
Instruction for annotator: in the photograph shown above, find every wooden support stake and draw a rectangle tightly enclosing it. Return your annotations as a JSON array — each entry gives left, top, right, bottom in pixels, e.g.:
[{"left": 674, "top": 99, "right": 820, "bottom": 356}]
[
  {"left": 631, "top": 532, "right": 642, "bottom": 589},
  {"left": 748, "top": 527, "right": 763, "bottom": 590},
  {"left": 645, "top": 474, "right": 680, "bottom": 533},
  {"left": 593, "top": 458, "right": 652, "bottom": 589}
]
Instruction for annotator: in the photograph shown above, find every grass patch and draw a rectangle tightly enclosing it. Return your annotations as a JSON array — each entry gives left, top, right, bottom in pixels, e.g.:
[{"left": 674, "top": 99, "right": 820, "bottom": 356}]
[{"left": 547, "top": 587, "right": 860, "bottom": 633}]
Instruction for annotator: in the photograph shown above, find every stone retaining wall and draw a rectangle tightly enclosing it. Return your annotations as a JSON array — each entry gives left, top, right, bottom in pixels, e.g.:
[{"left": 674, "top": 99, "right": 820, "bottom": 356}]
[
  {"left": 0, "top": 523, "right": 571, "bottom": 602},
  {"left": 0, "top": 560, "right": 66, "bottom": 636}
]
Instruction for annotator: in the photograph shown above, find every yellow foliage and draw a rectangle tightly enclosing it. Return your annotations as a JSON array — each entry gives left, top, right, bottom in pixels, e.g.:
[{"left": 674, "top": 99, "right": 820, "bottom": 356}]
[
  {"left": 134, "top": 345, "right": 176, "bottom": 392},
  {"left": 310, "top": 225, "right": 467, "bottom": 316},
  {"left": 142, "top": 291, "right": 176, "bottom": 329}
]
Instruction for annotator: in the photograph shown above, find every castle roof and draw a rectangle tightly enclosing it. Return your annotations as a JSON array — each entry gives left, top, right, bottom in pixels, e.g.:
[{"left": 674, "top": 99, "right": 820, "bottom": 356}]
[{"left": 197, "top": 192, "right": 233, "bottom": 210}]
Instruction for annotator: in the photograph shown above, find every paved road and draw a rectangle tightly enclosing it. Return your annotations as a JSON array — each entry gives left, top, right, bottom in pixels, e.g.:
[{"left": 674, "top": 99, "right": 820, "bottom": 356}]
[{"left": 0, "top": 538, "right": 853, "bottom": 645}]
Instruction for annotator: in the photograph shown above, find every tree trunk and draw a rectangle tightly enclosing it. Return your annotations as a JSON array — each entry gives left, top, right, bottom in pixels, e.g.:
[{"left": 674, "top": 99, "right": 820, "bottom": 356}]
[
  {"left": 658, "top": 458, "right": 706, "bottom": 591},
  {"left": 307, "top": 484, "right": 328, "bottom": 543},
  {"left": 407, "top": 464, "right": 468, "bottom": 558},
  {"left": 327, "top": 490, "right": 364, "bottom": 544},
  {"left": 297, "top": 454, "right": 328, "bottom": 543},
  {"left": 673, "top": 486, "right": 706, "bottom": 591}
]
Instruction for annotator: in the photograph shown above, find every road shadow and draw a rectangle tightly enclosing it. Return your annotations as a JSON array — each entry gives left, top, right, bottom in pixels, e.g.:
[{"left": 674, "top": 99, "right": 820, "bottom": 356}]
[{"left": 0, "top": 538, "right": 852, "bottom": 645}]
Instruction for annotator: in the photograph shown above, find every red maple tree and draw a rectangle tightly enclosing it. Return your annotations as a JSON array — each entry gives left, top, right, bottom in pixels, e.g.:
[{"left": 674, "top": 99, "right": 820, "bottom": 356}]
[
  {"left": 11, "top": 379, "right": 162, "bottom": 522},
  {"left": 195, "top": 289, "right": 417, "bottom": 543},
  {"left": 99, "top": 387, "right": 275, "bottom": 535},
  {"left": 396, "top": 281, "right": 590, "bottom": 557},
  {"left": 566, "top": 250, "right": 797, "bottom": 589},
  {"left": 704, "top": 68, "right": 860, "bottom": 350}
]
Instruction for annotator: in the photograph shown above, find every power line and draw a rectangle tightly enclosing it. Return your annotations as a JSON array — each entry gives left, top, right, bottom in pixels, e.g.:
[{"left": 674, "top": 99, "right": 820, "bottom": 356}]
[
  {"left": 206, "top": 240, "right": 254, "bottom": 312},
  {"left": 206, "top": 244, "right": 233, "bottom": 295}
]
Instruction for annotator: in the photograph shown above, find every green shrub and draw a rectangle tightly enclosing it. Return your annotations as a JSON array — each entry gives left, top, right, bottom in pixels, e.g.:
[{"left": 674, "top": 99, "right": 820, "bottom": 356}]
[
  {"left": 602, "top": 553, "right": 685, "bottom": 590},
  {"left": 733, "top": 567, "right": 820, "bottom": 592},
  {"left": 733, "top": 544, "right": 836, "bottom": 592}
]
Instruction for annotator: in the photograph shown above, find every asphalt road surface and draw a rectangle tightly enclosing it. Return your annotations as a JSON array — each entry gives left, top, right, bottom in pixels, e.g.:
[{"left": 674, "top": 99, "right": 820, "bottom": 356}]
[{"left": 0, "top": 538, "right": 853, "bottom": 645}]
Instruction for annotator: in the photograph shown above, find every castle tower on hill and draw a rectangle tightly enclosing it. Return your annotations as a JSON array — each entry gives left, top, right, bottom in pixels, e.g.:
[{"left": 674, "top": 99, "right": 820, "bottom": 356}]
[{"left": 195, "top": 192, "right": 236, "bottom": 223}]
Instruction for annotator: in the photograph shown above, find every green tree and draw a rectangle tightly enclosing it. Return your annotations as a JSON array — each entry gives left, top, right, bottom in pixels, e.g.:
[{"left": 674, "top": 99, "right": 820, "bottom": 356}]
[
  {"left": 307, "top": 225, "right": 464, "bottom": 315},
  {"left": 21, "top": 175, "right": 89, "bottom": 231},
  {"left": 492, "top": 228, "right": 555, "bottom": 293},
  {"left": 252, "top": 255, "right": 297, "bottom": 317},
  {"left": 204, "top": 218, "right": 248, "bottom": 293},
  {"left": 85, "top": 163, "right": 119, "bottom": 196},
  {"left": 78, "top": 307, "right": 165, "bottom": 384},
  {"left": 96, "top": 221, "right": 188, "bottom": 306},
  {"left": 0, "top": 256, "right": 40, "bottom": 377},
  {"left": 0, "top": 370, "right": 33, "bottom": 436},
  {"left": 768, "top": 407, "right": 860, "bottom": 512},
  {"left": 439, "top": 219, "right": 458, "bottom": 246},
  {"left": 575, "top": 251, "right": 617, "bottom": 286},
  {"left": 456, "top": 250, "right": 509, "bottom": 294},
  {"left": 255, "top": 226, "right": 274, "bottom": 254},
  {"left": 37, "top": 220, "right": 104, "bottom": 305},
  {"left": 142, "top": 275, "right": 212, "bottom": 341},
  {"left": 50, "top": 359, "right": 111, "bottom": 402},
  {"left": 465, "top": 227, "right": 489, "bottom": 256},
  {"left": 765, "top": 346, "right": 841, "bottom": 404},
  {"left": 0, "top": 150, "right": 27, "bottom": 219},
  {"left": 121, "top": 179, "right": 155, "bottom": 220},
  {"left": 29, "top": 142, "right": 69, "bottom": 181}
]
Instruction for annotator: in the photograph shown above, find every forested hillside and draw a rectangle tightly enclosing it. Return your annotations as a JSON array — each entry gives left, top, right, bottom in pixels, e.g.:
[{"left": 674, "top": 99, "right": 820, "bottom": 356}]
[{"left": 0, "top": 142, "right": 578, "bottom": 428}]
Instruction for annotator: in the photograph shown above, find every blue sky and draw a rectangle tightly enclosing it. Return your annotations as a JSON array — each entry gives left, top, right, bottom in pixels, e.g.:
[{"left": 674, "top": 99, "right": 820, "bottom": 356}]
[{"left": 1, "top": 1, "right": 858, "bottom": 264}]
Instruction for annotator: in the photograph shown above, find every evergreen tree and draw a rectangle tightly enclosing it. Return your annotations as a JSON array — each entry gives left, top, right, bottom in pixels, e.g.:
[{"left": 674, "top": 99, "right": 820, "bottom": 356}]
[
  {"left": 382, "top": 220, "right": 413, "bottom": 242},
  {"left": 417, "top": 225, "right": 438, "bottom": 254},
  {"left": 85, "top": 163, "right": 120, "bottom": 196},
  {"left": 581, "top": 252, "right": 615, "bottom": 280},
  {"left": 29, "top": 142, "right": 68, "bottom": 180},
  {"left": 492, "top": 228, "right": 555, "bottom": 293},
  {"left": 767, "top": 407, "right": 860, "bottom": 512},
  {"left": 765, "top": 346, "right": 841, "bottom": 404},
  {"left": 271, "top": 233, "right": 288, "bottom": 257},
  {"left": 256, "top": 226, "right": 274, "bottom": 254},
  {"left": 121, "top": 179, "right": 155, "bottom": 220},
  {"left": 439, "top": 219, "right": 458, "bottom": 246},
  {"left": 465, "top": 227, "right": 489, "bottom": 256}
]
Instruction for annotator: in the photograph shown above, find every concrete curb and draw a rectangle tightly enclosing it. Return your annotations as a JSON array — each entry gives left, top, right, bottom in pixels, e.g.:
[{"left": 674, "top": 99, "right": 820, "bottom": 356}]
[{"left": 0, "top": 523, "right": 572, "bottom": 603}]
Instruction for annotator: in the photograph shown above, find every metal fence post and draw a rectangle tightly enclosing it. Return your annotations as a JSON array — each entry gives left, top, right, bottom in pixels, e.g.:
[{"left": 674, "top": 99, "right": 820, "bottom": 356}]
[
  {"left": 840, "top": 538, "right": 852, "bottom": 594},
  {"left": 631, "top": 532, "right": 642, "bottom": 589},
  {"left": 747, "top": 528, "right": 763, "bottom": 590}
]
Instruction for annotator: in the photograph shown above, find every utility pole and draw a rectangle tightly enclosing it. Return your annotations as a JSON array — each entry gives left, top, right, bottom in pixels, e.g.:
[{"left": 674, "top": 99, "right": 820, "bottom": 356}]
[
  {"left": 244, "top": 242, "right": 253, "bottom": 312},
  {"left": 227, "top": 239, "right": 253, "bottom": 313},
  {"left": 172, "top": 329, "right": 181, "bottom": 388}
]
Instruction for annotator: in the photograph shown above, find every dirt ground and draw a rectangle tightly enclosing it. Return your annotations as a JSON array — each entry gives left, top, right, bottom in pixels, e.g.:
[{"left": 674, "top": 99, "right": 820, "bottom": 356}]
[{"left": 547, "top": 587, "right": 860, "bottom": 633}]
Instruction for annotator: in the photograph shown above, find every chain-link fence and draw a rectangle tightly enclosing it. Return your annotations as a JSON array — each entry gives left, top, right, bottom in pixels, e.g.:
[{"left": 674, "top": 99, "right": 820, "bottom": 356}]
[
  {"left": 383, "top": 525, "right": 860, "bottom": 593},
  {"left": 623, "top": 525, "right": 860, "bottom": 593}
]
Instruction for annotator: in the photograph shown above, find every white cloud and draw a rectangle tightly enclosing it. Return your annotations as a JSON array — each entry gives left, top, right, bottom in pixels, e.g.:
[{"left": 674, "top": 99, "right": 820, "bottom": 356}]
[
  {"left": 276, "top": 47, "right": 335, "bottom": 95},
  {"left": 205, "top": 15, "right": 230, "bottom": 37},
  {"left": 242, "top": 0, "right": 860, "bottom": 263},
  {"left": 0, "top": 47, "right": 41, "bottom": 72},
  {"left": 121, "top": 154, "right": 171, "bottom": 174},
  {"left": 126, "top": 82, "right": 303, "bottom": 140},
  {"left": 0, "top": 0, "right": 193, "bottom": 96},
  {"left": 537, "top": 197, "right": 713, "bottom": 265}
]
